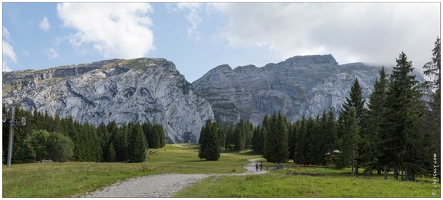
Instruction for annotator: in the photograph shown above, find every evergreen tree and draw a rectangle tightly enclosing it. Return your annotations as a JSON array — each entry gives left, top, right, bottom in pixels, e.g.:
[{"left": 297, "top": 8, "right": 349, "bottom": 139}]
[
  {"left": 224, "top": 124, "right": 235, "bottom": 150},
  {"left": 294, "top": 116, "right": 307, "bottom": 164},
  {"left": 336, "top": 107, "right": 360, "bottom": 173},
  {"left": 341, "top": 78, "right": 366, "bottom": 125},
  {"left": 263, "top": 112, "right": 288, "bottom": 163},
  {"left": 421, "top": 38, "right": 441, "bottom": 181},
  {"left": 127, "top": 123, "right": 148, "bottom": 162},
  {"left": 157, "top": 124, "right": 166, "bottom": 147},
  {"left": 360, "top": 67, "right": 389, "bottom": 176},
  {"left": 106, "top": 143, "right": 117, "bottom": 162},
  {"left": 97, "top": 122, "right": 110, "bottom": 162},
  {"left": 383, "top": 52, "right": 421, "bottom": 180},
  {"left": 252, "top": 125, "right": 265, "bottom": 154},
  {"left": 198, "top": 120, "right": 220, "bottom": 161},
  {"left": 325, "top": 109, "right": 337, "bottom": 155},
  {"left": 423, "top": 37, "right": 441, "bottom": 91},
  {"left": 338, "top": 78, "right": 365, "bottom": 174}
]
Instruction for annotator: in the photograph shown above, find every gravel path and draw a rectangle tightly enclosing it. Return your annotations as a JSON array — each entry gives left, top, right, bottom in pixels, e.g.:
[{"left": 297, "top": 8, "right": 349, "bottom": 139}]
[{"left": 82, "top": 158, "right": 267, "bottom": 198}]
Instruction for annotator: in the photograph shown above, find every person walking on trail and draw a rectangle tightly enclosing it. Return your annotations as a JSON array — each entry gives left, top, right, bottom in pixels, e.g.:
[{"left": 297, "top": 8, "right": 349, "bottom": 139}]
[
  {"left": 260, "top": 163, "right": 263, "bottom": 171},
  {"left": 255, "top": 163, "right": 259, "bottom": 171}
]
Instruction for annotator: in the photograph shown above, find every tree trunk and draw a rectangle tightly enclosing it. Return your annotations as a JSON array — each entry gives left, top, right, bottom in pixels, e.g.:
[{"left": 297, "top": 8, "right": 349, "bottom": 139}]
[
  {"left": 377, "top": 168, "right": 381, "bottom": 175},
  {"left": 355, "top": 162, "right": 359, "bottom": 175},
  {"left": 384, "top": 165, "right": 387, "bottom": 180},
  {"left": 401, "top": 167, "right": 404, "bottom": 181},
  {"left": 405, "top": 167, "right": 409, "bottom": 181},
  {"left": 351, "top": 149, "right": 354, "bottom": 175},
  {"left": 394, "top": 164, "right": 398, "bottom": 180}
]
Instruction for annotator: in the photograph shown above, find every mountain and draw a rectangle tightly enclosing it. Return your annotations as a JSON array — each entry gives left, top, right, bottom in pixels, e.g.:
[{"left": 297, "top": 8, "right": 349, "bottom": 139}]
[
  {"left": 3, "top": 54, "right": 424, "bottom": 142},
  {"left": 192, "top": 54, "right": 393, "bottom": 125},
  {"left": 2, "top": 58, "right": 214, "bottom": 143}
]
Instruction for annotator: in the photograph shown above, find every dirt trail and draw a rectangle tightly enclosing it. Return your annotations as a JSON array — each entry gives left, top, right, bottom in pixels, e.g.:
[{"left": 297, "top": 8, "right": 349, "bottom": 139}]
[{"left": 82, "top": 150, "right": 267, "bottom": 197}]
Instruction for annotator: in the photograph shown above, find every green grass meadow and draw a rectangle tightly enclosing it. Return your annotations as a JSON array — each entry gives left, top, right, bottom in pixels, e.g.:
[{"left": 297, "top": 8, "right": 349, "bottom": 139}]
[
  {"left": 175, "top": 169, "right": 440, "bottom": 198},
  {"left": 2, "top": 144, "right": 257, "bottom": 197},
  {"left": 2, "top": 144, "right": 441, "bottom": 198}
]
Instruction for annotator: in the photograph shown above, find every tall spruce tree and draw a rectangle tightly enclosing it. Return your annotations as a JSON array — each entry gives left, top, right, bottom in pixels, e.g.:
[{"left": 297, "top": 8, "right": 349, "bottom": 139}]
[
  {"left": 263, "top": 112, "right": 288, "bottom": 163},
  {"left": 336, "top": 107, "right": 360, "bottom": 173},
  {"left": 252, "top": 125, "right": 265, "bottom": 154},
  {"left": 127, "top": 123, "right": 148, "bottom": 162},
  {"left": 422, "top": 37, "right": 441, "bottom": 182},
  {"left": 338, "top": 78, "right": 365, "bottom": 174},
  {"left": 198, "top": 120, "right": 220, "bottom": 161},
  {"left": 361, "top": 67, "right": 389, "bottom": 176},
  {"left": 423, "top": 37, "right": 441, "bottom": 91},
  {"left": 383, "top": 52, "right": 421, "bottom": 180},
  {"left": 294, "top": 116, "right": 306, "bottom": 164}
]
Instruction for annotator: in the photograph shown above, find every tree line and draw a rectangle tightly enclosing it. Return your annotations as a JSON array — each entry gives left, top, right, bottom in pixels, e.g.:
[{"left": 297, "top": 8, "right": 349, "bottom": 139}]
[
  {"left": 198, "top": 38, "right": 441, "bottom": 181},
  {"left": 2, "top": 108, "right": 166, "bottom": 164}
]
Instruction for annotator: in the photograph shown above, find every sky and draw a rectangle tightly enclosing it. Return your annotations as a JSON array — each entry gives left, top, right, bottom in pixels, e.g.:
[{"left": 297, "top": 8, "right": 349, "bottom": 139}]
[{"left": 2, "top": 2, "right": 441, "bottom": 82}]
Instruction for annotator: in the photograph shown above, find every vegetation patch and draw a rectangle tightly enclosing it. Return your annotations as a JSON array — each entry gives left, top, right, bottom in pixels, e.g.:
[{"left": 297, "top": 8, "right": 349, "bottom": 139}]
[{"left": 175, "top": 169, "right": 440, "bottom": 198}]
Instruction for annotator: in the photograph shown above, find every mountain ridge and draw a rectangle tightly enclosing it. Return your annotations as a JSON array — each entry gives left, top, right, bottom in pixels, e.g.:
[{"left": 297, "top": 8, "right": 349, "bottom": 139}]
[{"left": 2, "top": 54, "right": 423, "bottom": 142}]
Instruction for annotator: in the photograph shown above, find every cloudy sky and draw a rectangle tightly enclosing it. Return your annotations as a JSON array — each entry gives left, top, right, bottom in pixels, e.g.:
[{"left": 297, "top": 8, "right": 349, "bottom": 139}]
[{"left": 2, "top": 2, "right": 440, "bottom": 82}]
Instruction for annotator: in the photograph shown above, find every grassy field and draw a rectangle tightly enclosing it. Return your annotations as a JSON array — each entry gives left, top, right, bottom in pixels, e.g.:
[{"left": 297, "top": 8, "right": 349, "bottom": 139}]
[
  {"left": 3, "top": 143, "right": 441, "bottom": 198},
  {"left": 2, "top": 144, "right": 259, "bottom": 198},
  {"left": 175, "top": 168, "right": 440, "bottom": 198}
]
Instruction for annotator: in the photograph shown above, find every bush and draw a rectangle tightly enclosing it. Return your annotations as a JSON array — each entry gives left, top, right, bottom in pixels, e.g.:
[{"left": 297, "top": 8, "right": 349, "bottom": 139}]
[
  {"left": 14, "top": 130, "right": 74, "bottom": 163},
  {"left": 47, "top": 132, "right": 74, "bottom": 162}
]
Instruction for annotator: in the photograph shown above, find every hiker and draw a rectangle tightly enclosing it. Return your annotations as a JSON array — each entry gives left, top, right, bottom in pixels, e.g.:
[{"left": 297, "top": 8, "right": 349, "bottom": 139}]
[
  {"left": 260, "top": 163, "right": 263, "bottom": 171},
  {"left": 255, "top": 163, "right": 259, "bottom": 171}
]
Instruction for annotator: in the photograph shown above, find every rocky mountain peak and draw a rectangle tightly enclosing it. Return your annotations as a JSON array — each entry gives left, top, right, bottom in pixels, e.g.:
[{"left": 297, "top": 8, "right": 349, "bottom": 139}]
[
  {"left": 3, "top": 57, "right": 213, "bottom": 143},
  {"left": 283, "top": 54, "right": 339, "bottom": 66},
  {"left": 192, "top": 54, "right": 381, "bottom": 125}
]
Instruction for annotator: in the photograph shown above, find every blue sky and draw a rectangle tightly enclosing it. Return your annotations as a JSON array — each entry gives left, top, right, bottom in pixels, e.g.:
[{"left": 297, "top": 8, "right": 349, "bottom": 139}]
[{"left": 2, "top": 2, "right": 441, "bottom": 82}]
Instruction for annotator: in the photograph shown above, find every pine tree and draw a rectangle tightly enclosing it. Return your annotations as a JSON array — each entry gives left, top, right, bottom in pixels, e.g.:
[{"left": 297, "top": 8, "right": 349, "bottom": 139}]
[
  {"left": 252, "top": 125, "right": 265, "bottom": 154},
  {"left": 325, "top": 109, "right": 337, "bottom": 155},
  {"left": 360, "top": 67, "right": 389, "bottom": 176},
  {"left": 423, "top": 37, "right": 441, "bottom": 91},
  {"left": 294, "top": 117, "right": 307, "bottom": 164},
  {"left": 263, "top": 112, "right": 288, "bottom": 163},
  {"left": 127, "top": 123, "right": 148, "bottom": 162},
  {"left": 421, "top": 38, "right": 441, "bottom": 181},
  {"left": 341, "top": 78, "right": 366, "bottom": 125},
  {"left": 383, "top": 52, "right": 421, "bottom": 180},
  {"left": 198, "top": 120, "right": 220, "bottom": 161},
  {"left": 336, "top": 107, "right": 360, "bottom": 173},
  {"left": 338, "top": 78, "right": 365, "bottom": 174},
  {"left": 97, "top": 122, "right": 109, "bottom": 162},
  {"left": 106, "top": 143, "right": 117, "bottom": 162}
]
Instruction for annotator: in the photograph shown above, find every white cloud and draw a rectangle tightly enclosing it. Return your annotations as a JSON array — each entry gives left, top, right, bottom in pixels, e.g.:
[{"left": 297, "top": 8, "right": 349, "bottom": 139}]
[
  {"left": 175, "top": 3, "right": 204, "bottom": 41},
  {"left": 2, "top": 61, "right": 12, "bottom": 72},
  {"left": 3, "top": 40, "right": 17, "bottom": 71},
  {"left": 39, "top": 17, "right": 50, "bottom": 31},
  {"left": 211, "top": 3, "right": 440, "bottom": 69},
  {"left": 3, "top": 27, "right": 10, "bottom": 38},
  {"left": 3, "top": 40, "right": 17, "bottom": 63},
  {"left": 56, "top": 3, "right": 155, "bottom": 59},
  {"left": 45, "top": 48, "right": 59, "bottom": 59}
]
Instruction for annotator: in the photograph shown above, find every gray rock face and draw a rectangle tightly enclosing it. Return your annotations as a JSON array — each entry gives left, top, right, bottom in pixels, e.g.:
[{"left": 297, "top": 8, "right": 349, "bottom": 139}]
[
  {"left": 192, "top": 54, "right": 390, "bottom": 125},
  {"left": 2, "top": 58, "right": 214, "bottom": 143}
]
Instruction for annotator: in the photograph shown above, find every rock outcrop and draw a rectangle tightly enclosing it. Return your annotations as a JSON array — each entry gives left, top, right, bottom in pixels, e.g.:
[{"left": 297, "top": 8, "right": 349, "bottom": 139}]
[
  {"left": 2, "top": 58, "right": 214, "bottom": 143},
  {"left": 192, "top": 54, "right": 392, "bottom": 125},
  {"left": 3, "top": 54, "right": 424, "bottom": 141}
]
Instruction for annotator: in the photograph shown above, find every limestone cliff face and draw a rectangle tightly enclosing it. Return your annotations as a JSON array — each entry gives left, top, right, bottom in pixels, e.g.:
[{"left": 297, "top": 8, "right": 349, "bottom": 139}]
[
  {"left": 2, "top": 58, "right": 214, "bottom": 143},
  {"left": 192, "top": 55, "right": 386, "bottom": 125}
]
